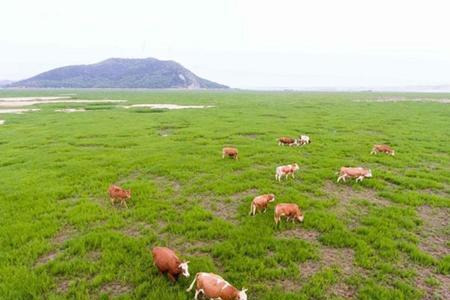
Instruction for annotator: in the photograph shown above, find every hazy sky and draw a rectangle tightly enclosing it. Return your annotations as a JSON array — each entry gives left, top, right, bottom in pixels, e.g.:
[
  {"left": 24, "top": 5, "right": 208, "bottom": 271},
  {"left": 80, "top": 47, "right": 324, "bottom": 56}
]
[{"left": 1, "top": 0, "right": 450, "bottom": 88}]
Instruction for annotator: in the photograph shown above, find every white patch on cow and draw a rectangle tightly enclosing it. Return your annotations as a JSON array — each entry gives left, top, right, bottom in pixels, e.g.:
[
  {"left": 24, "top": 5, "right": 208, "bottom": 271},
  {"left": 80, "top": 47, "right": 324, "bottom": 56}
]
[
  {"left": 123, "top": 104, "right": 213, "bottom": 110},
  {"left": 239, "top": 289, "right": 248, "bottom": 300},
  {"left": 0, "top": 120, "right": 4, "bottom": 125},
  {"left": 179, "top": 261, "right": 190, "bottom": 277}
]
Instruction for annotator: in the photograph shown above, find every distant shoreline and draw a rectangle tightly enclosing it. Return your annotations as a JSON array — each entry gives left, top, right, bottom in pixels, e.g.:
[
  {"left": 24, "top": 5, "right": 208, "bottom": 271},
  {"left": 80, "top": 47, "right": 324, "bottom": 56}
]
[{"left": 1, "top": 87, "right": 450, "bottom": 93}]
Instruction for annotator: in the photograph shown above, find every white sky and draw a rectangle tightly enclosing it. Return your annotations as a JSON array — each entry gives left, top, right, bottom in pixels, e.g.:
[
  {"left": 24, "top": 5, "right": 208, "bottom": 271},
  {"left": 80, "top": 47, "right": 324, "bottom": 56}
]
[{"left": 1, "top": 0, "right": 450, "bottom": 88}]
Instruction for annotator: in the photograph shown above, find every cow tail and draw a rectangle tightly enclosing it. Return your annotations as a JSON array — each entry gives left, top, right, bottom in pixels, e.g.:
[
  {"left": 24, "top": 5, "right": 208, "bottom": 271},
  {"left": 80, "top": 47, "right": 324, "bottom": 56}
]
[{"left": 186, "top": 273, "right": 198, "bottom": 292}]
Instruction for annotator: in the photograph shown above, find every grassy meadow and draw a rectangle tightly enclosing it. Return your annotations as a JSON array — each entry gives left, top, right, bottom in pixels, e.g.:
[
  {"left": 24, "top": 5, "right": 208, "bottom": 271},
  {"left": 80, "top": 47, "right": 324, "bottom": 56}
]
[{"left": 0, "top": 90, "right": 449, "bottom": 299}]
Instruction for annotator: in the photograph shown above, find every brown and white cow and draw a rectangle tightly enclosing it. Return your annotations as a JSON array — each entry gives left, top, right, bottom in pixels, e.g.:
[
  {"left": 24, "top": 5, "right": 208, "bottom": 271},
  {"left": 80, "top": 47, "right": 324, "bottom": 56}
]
[
  {"left": 187, "top": 272, "right": 247, "bottom": 300},
  {"left": 274, "top": 203, "right": 304, "bottom": 225},
  {"left": 371, "top": 144, "right": 395, "bottom": 156},
  {"left": 152, "top": 246, "right": 190, "bottom": 282},
  {"left": 298, "top": 135, "right": 311, "bottom": 146},
  {"left": 278, "top": 136, "right": 298, "bottom": 146},
  {"left": 275, "top": 163, "right": 300, "bottom": 181},
  {"left": 108, "top": 185, "right": 131, "bottom": 208},
  {"left": 249, "top": 194, "right": 275, "bottom": 216},
  {"left": 337, "top": 167, "right": 372, "bottom": 183},
  {"left": 222, "top": 147, "right": 239, "bottom": 160}
]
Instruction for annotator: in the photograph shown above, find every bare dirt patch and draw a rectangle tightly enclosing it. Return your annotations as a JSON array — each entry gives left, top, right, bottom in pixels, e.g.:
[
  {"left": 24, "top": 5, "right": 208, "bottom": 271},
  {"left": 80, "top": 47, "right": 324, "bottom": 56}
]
[
  {"left": 299, "top": 247, "right": 356, "bottom": 279},
  {"left": 328, "top": 282, "right": 356, "bottom": 298},
  {"left": 56, "top": 278, "right": 71, "bottom": 294},
  {"left": 413, "top": 264, "right": 450, "bottom": 300},
  {"left": 203, "top": 198, "right": 240, "bottom": 224},
  {"left": 417, "top": 206, "right": 449, "bottom": 259},
  {"left": 270, "top": 247, "right": 358, "bottom": 292},
  {"left": 122, "top": 226, "right": 142, "bottom": 237},
  {"left": 299, "top": 260, "right": 321, "bottom": 278},
  {"left": 174, "top": 239, "right": 217, "bottom": 257},
  {"left": 324, "top": 181, "right": 391, "bottom": 228},
  {"left": 115, "top": 170, "right": 141, "bottom": 185},
  {"left": 239, "top": 133, "right": 262, "bottom": 139},
  {"left": 100, "top": 281, "right": 132, "bottom": 296},
  {"left": 278, "top": 228, "right": 320, "bottom": 242},
  {"left": 86, "top": 250, "right": 102, "bottom": 261},
  {"left": 120, "top": 221, "right": 153, "bottom": 238},
  {"left": 152, "top": 175, "right": 182, "bottom": 194},
  {"left": 53, "top": 226, "right": 77, "bottom": 244},
  {"left": 116, "top": 171, "right": 182, "bottom": 195},
  {"left": 324, "top": 181, "right": 390, "bottom": 206},
  {"left": 230, "top": 188, "right": 258, "bottom": 201},
  {"left": 270, "top": 278, "right": 300, "bottom": 291},
  {"left": 35, "top": 251, "right": 58, "bottom": 266},
  {"left": 201, "top": 189, "right": 258, "bottom": 224}
]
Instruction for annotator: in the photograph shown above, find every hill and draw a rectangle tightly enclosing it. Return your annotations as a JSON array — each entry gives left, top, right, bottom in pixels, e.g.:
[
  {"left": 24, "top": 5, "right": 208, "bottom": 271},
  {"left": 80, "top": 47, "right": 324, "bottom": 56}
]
[
  {"left": 0, "top": 80, "right": 14, "bottom": 87},
  {"left": 9, "top": 58, "right": 228, "bottom": 89}
]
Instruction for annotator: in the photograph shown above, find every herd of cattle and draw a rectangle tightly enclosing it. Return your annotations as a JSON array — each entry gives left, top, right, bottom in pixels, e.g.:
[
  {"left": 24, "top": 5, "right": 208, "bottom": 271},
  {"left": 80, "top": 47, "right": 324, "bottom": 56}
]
[{"left": 107, "top": 135, "right": 395, "bottom": 300}]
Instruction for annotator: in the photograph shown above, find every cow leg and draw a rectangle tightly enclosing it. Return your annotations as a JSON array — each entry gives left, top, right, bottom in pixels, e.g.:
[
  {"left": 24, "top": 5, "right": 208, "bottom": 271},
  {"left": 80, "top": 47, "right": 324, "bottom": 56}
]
[
  {"left": 292, "top": 173, "right": 295, "bottom": 179},
  {"left": 167, "top": 273, "right": 176, "bottom": 282},
  {"left": 194, "top": 289, "right": 200, "bottom": 300},
  {"left": 110, "top": 198, "right": 115, "bottom": 206},
  {"left": 121, "top": 199, "right": 128, "bottom": 209}
]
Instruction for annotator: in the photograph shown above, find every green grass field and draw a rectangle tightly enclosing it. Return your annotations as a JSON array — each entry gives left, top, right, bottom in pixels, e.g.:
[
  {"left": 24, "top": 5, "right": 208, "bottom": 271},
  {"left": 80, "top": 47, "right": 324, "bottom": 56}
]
[{"left": 0, "top": 90, "right": 448, "bottom": 300}]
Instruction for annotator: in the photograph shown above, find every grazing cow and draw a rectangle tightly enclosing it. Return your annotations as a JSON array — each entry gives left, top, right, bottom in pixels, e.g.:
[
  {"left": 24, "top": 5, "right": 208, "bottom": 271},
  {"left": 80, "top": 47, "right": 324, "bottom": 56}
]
[
  {"left": 274, "top": 203, "right": 304, "bottom": 225},
  {"left": 187, "top": 272, "right": 247, "bottom": 300},
  {"left": 371, "top": 144, "right": 395, "bottom": 156},
  {"left": 337, "top": 167, "right": 372, "bottom": 183},
  {"left": 222, "top": 147, "right": 239, "bottom": 160},
  {"left": 298, "top": 135, "right": 311, "bottom": 146},
  {"left": 278, "top": 136, "right": 298, "bottom": 146},
  {"left": 108, "top": 185, "right": 131, "bottom": 208},
  {"left": 275, "top": 163, "right": 300, "bottom": 181},
  {"left": 249, "top": 194, "right": 275, "bottom": 216},
  {"left": 151, "top": 247, "right": 190, "bottom": 282}
]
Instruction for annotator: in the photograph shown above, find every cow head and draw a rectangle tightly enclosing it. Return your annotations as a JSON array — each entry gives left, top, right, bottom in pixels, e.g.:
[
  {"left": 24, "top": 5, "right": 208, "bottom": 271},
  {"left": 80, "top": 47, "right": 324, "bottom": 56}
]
[
  {"left": 365, "top": 169, "right": 373, "bottom": 178},
  {"left": 298, "top": 213, "right": 304, "bottom": 222},
  {"left": 391, "top": 150, "right": 395, "bottom": 156},
  {"left": 126, "top": 189, "right": 131, "bottom": 198},
  {"left": 238, "top": 288, "right": 248, "bottom": 300},
  {"left": 179, "top": 261, "right": 190, "bottom": 277},
  {"left": 292, "top": 163, "right": 299, "bottom": 171},
  {"left": 269, "top": 194, "right": 275, "bottom": 202}
]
